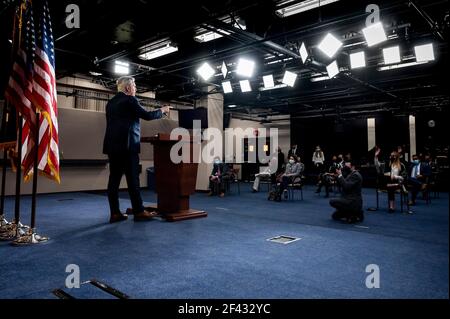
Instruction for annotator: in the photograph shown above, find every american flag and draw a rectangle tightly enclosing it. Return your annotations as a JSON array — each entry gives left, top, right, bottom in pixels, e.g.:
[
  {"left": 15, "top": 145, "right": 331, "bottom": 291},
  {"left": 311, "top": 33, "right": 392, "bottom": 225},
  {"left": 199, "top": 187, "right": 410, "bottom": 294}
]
[
  {"left": 31, "top": 0, "right": 60, "bottom": 183},
  {"left": 4, "top": 0, "right": 60, "bottom": 183},
  {"left": 4, "top": 0, "right": 38, "bottom": 180}
]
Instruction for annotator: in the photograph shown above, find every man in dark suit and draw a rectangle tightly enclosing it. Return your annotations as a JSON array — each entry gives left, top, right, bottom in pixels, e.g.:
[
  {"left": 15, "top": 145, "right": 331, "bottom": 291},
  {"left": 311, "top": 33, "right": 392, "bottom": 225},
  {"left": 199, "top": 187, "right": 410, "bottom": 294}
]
[
  {"left": 329, "top": 159, "right": 364, "bottom": 223},
  {"left": 103, "top": 76, "right": 169, "bottom": 223},
  {"left": 288, "top": 144, "right": 301, "bottom": 159},
  {"left": 277, "top": 147, "right": 285, "bottom": 174},
  {"left": 407, "top": 154, "right": 432, "bottom": 205}
]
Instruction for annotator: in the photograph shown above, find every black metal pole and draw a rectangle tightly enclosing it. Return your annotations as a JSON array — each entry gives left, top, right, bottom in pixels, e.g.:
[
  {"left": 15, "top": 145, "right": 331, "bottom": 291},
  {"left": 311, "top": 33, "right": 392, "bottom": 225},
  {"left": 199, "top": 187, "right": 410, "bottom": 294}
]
[
  {"left": 30, "top": 112, "right": 39, "bottom": 229},
  {"left": 0, "top": 105, "right": 8, "bottom": 215},
  {"left": 0, "top": 149, "right": 7, "bottom": 215},
  {"left": 14, "top": 115, "right": 22, "bottom": 224}
]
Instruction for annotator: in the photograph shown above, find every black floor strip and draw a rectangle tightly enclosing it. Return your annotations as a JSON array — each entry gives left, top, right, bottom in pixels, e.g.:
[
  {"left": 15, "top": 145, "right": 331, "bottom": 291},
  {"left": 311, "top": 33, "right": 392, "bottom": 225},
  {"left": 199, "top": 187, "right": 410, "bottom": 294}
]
[
  {"left": 89, "top": 279, "right": 130, "bottom": 299},
  {"left": 52, "top": 289, "right": 76, "bottom": 299}
]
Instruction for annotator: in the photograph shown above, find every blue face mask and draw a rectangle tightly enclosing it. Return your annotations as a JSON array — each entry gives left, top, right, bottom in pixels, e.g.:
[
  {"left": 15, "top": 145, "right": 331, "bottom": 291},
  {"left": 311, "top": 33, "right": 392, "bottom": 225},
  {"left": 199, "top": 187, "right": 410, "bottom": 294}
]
[
  {"left": 412, "top": 159, "right": 420, "bottom": 165},
  {"left": 214, "top": 159, "right": 221, "bottom": 165}
]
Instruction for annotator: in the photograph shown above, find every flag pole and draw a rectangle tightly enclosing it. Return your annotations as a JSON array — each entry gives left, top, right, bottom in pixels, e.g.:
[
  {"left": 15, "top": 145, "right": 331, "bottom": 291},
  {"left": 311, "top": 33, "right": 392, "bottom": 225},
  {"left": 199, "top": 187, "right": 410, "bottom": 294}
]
[
  {"left": 13, "top": 110, "right": 48, "bottom": 245},
  {"left": 14, "top": 115, "right": 23, "bottom": 227},
  {"left": 30, "top": 113, "right": 39, "bottom": 229},
  {"left": 1, "top": 0, "right": 17, "bottom": 233},
  {"left": 1, "top": 114, "right": 29, "bottom": 241},
  {"left": 0, "top": 105, "right": 12, "bottom": 230},
  {"left": 0, "top": 4, "right": 29, "bottom": 241}
]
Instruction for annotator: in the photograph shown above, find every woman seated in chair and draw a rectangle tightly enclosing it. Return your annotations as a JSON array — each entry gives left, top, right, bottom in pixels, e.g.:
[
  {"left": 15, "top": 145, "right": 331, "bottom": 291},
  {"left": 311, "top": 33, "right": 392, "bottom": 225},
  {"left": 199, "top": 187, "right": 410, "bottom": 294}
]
[
  {"left": 374, "top": 148, "right": 406, "bottom": 212},
  {"left": 208, "top": 157, "right": 229, "bottom": 197},
  {"left": 278, "top": 155, "right": 304, "bottom": 200},
  {"left": 316, "top": 155, "right": 340, "bottom": 198}
]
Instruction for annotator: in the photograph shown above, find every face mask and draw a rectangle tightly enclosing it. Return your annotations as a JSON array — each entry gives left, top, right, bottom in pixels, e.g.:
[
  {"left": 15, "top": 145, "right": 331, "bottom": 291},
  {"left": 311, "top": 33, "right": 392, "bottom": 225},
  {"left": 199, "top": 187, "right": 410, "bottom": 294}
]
[
  {"left": 412, "top": 159, "right": 420, "bottom": 165},
  {"left": 289, "top": 159, "right": 295, "bottom": 164},
  {"left": 214, "top": 159, "right": 221, "bottom": 165}
]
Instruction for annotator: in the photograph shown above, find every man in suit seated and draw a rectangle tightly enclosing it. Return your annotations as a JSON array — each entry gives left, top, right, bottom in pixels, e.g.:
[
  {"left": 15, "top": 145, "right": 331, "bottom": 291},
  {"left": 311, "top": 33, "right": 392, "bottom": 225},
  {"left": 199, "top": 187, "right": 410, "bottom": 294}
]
[
  {"left": 408, "top": 154, "right": 432, "bottom": 205},
  {"left": 330, "top": 159, "right": 364, "bottom": 223},
  {"left": 208, "top": 157, "right": 229, "bottom": 197},
  {"left": 103, "top": 76, "right": 169, "bottom": 223}
]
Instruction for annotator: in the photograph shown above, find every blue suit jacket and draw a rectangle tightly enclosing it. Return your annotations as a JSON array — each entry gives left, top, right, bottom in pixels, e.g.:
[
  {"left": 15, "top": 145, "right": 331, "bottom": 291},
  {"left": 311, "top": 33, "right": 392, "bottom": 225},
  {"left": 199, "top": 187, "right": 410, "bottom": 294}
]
[{"left": 103, "top": 92, "right": 162, "bottom": 154}]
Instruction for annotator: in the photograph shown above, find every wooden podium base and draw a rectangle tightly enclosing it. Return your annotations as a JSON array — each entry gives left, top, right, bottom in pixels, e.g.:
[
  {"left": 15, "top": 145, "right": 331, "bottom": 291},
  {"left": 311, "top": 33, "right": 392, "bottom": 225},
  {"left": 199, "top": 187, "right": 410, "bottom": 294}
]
[{"left": 127, "top": 205, "right": 207, "bottom": 222}]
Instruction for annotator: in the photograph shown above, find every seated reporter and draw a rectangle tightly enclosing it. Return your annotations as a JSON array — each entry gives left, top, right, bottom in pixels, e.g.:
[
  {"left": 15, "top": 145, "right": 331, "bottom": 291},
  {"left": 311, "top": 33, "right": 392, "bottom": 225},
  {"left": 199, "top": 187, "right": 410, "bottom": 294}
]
[
  {"left": 278, "top": 155, "right": 304, "bottom": 200},
  {"left": 408, "top": 154, "right": 432, "bottom": 205},
  {"left": 252, "top": 156, "right": 278, "bottom": 192},
  {"left": 208, "top": 157, "right": 229, "bottom": 197},
  {"left": 330, "top": 159, "right": 364, "bottom": 223},
  {"left": 316, "top": 155, "right": 340, "bottom": 198}
]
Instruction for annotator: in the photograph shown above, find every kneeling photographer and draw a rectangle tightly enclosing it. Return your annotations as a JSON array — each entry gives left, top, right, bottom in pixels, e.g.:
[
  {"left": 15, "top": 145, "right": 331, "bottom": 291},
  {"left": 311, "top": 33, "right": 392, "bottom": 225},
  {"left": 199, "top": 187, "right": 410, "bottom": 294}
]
[{"left": 329, "top": 158, "right": 364, "bottom": 223}]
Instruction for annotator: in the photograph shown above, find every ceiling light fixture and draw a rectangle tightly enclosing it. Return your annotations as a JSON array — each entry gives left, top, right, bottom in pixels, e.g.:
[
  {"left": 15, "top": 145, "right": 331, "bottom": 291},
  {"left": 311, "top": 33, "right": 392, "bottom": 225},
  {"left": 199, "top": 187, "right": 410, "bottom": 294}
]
[
  {"left": 275, "top": 0, "right": 340, "bottom": 18},
  {"left": 299, "top": 42, "right": 308, "bottom": 64},
  {"left": 414, "top": 43, "right": 435, "bottom": 62},
  {"left": 221, "top": 62, "right": 228, "bottom": 78},
  {"left": 222, "top": 81, "right": 233, "bottom": 94},
  {"left": 194, "top": 18, "right": 246, "bottom": 43},
  {"left": 236, "top": 58, "right": 255, "bottom": 77},
  {"left": 362, "top": 22, "right": 387, "bottom": 47},
  {"left": 263, "top": 75, "right": 275, "bottom": 88},
  {"left": 317, "top": 33, "right": 343, "bottom": 58},
  {"left": 383, "top": 46, "right": 401, "bottom": 65},
  {"left": 114, "top": 61, "right": 130, "bottom": 75},
  {"left": 378, "top": 60, "right": 428, "bottom": 71},
  {"left": 196, "top": 62, "right": 215, "bottom": 81},
  {"left": 326, "top": 60, "right": 340, "bottom": 78},
  {"left": 239, "top": 80, "right": 252, "bottom": 92},
  {"left": 138, "top": 41, "right": 178, "bottom": 61},
  {"left": 282, "top": 70, "right": 297, "bottom": 87},
  {"left": 349, "top": 51, "right": 366, "bottom": 69}
]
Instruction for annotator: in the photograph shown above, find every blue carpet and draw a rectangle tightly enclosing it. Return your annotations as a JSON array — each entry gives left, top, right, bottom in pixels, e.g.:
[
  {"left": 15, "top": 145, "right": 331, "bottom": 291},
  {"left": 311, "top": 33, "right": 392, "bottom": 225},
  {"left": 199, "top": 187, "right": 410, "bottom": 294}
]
[{"left": 0, "top": 184, "right": 448, "bottom": 299}]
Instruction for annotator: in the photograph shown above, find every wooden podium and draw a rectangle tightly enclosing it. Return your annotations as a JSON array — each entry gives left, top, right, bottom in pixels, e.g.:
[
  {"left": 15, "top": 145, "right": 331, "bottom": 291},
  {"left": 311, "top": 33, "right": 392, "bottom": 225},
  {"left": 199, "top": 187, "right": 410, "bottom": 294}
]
[{"left": 141, "top": 133, "right": 207, "bottom": 222}]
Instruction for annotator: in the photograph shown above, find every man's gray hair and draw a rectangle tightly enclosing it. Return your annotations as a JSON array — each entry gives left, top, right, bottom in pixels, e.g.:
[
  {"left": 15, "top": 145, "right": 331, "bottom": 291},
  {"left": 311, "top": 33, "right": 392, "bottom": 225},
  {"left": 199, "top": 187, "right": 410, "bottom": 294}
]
[{"left": 116, "top": 76, "right": 135, "bottom": 93}]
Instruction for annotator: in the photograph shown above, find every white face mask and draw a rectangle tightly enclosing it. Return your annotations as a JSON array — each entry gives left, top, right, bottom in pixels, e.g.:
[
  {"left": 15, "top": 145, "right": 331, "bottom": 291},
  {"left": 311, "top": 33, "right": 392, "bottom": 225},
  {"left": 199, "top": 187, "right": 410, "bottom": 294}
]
[{"left": 289, "top": 159, "right": 295, "bottom": 164}]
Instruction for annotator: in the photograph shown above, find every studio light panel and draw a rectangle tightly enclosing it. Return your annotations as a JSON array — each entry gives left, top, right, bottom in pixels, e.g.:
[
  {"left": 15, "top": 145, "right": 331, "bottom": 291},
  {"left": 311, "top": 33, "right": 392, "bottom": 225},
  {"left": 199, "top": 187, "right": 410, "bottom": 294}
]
[
  {"left": 383, "top": 46, "right": 401, "bottom": 65},
  {"left": 317, "top": 33, "right": 343, "bottom": 58},
  {"left": 414, "top": 43, "right": 435, "bottom": 62},
  {"left": 350, "top": 51, "right": 366, "bottom": 69},
  {"left": 362, "top": 22, "right": 387, "bottom": 47}
]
